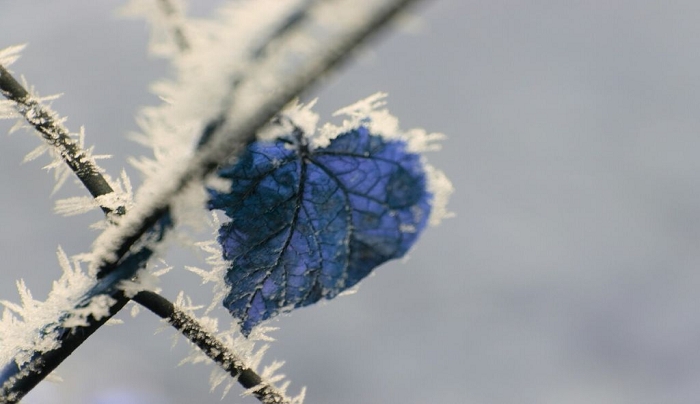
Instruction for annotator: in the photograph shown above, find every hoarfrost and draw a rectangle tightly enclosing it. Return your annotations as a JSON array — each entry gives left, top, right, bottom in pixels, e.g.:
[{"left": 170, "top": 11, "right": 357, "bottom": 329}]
[
  {"left": 208, "top": 367, "right": 228, "bottom": 393},
  {"left": 119, "top": 0, "right": 190, "bottom": 58},
  {"left": 425, "top": 164, "right": 455, "bottom": 226},
  {"left": 185, "top": 237, "right": 229, "bottom": 313},
  {"left": 169, "top": 291, "right": 303, "bottom": 402},
  {"left": 63, "top": 294, "right": 116, "bottom": 328},
  {"left": 44, "top": 372, "right": 63, "bottom": 384},
  {"left": 0, "top": 44, "right": 26, "bottom": 67},
  {"left": 313, "top": 93, "right": 454, "bottom": 225},
  {"left": 0, "top": 100, "right": 20, "bottom": 120},
  {"left": 0, "top": 248, "right": 97, "bottom": 367},
  {"left": 221, "top": 379, "right": 236, "bottom": 400},
  {"left": 261, "top": 360, "right": 286, "bottom": 384},
  {"left": 118, "top": 269, "right": 163, "bottom": 298},
  {"left": 129, "top": 302, "right": 141, "bottom": 318},
  {"left": 22, "top": 143, "right": 50, "bottom": 163},
  {"left": 105, "top": 318, "right": 124, "bottom": 326},
  {"left": 54, "top": 196, "right": 99, "bottom": 216}
]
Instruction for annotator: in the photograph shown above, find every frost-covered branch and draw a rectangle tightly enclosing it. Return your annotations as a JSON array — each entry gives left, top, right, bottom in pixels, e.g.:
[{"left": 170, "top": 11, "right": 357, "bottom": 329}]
[
  {"left": 197, "top": 0, "right": 423, "bottom": 152},
  {"left": 133, "top": 291, "right": 291, "bottom": 403},
  {"left": 0, "top": 242, "right": 158, "bottom": 404},
  {"left": 249, "top": 0, "right": 318, "bottom": 59},
  {"left": 0, "top": 292, "right": 132, "bottom": 404},
  {"left": 156, "top": 0, "right": 190, "bottom": 52},
  {"left": 0, "top": 63, "right": 124, "bottom": 216}
]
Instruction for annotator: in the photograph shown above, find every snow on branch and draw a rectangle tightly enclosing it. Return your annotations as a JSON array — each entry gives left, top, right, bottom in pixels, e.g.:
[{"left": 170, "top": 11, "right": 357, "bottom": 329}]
[
  {"left": 0, "top": 59, "right": 128, "bottom": 216},
  {"left": 120, "top": 0, "right": 190, "bottom": 57},
  {"left": 133, "top": 291, "right": 303, "bottom": 403}
]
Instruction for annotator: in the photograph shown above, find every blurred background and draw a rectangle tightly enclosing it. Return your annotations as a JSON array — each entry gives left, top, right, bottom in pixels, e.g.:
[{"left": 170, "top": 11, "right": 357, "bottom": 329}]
[{"left": 3, "top": 1, "right": 700, "bottom": 403}]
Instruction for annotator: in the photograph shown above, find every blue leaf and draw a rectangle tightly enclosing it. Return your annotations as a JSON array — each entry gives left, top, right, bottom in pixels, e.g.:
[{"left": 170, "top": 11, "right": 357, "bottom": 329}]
[{"left": 208, "top": 125, "right": 432, "bottom": 336}]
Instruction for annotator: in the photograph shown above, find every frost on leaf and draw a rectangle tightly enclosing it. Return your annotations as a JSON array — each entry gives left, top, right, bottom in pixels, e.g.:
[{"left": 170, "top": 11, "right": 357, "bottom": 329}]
[{"left": 208, "top": 96, "right": 451, "bottom": 336}]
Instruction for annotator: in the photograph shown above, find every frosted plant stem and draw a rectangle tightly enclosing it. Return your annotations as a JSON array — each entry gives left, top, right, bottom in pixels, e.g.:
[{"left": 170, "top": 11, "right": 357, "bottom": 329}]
[
  {"left": 132, "top": 291, "right": 289, "bottom": 403},
  {"left": 0, "top": 293, "right": 132, "bottom": 404},
  {"left": 156, "top": 0, "right": 190, "bottom": 52},
  {"left": 0, "top": 66, "right": 280, "bottom": 404},
  {"left": 0, "top": 64, "right": 123, "bottom": 216}
]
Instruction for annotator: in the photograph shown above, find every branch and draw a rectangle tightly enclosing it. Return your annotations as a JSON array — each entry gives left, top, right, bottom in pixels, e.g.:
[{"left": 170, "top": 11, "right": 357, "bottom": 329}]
[
  {"left": 156, "top": 0, "right": 190, "bottom": 52},
  {"left": 250, "top": 0, "right": 319, "bottom": 59},
  {"left": 133, "top": 291, "right": 289, "bottom": 403},
  {"left": 197, "top": 0, "right": 425, "bottom": 165},
  {"left": 0, "top": 291, "right": 131, "bottom": 403},
  {"left": 0, "top": 245, "right": 154, "bottom": 404},
  {"left": 0, "top": 64, "right": 123, "bottom": 216}
]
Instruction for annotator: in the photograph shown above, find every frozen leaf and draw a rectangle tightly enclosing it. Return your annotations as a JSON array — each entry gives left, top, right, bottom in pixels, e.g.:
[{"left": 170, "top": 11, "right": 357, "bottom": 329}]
[{"left": 209, "top": 121, "right": 434, "bottom": 336}]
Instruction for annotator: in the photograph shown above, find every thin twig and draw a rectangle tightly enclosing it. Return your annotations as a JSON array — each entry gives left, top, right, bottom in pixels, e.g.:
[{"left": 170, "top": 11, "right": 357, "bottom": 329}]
[
  {"left": 0, "top": 64, "right": 123, "bottom": 215},
  {"left": 133, "top": 291, "right": 287, "bottom": 403}
]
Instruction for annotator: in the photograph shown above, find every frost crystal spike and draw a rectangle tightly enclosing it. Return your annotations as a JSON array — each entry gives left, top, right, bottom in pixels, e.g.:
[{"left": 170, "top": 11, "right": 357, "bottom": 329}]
[{"left": 209, "top": 123, "right": 432, "bottom": 336}]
